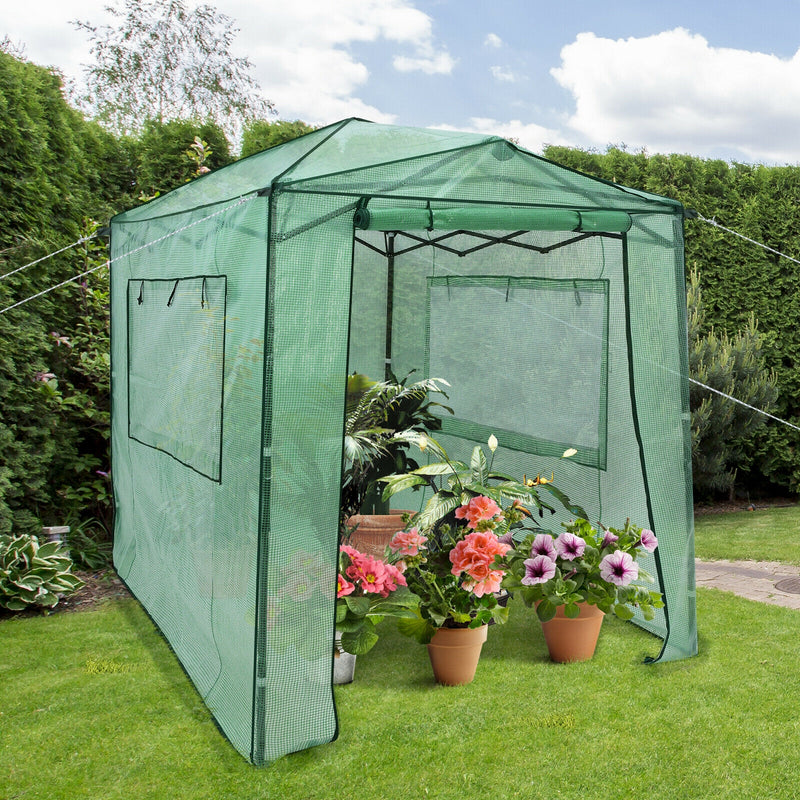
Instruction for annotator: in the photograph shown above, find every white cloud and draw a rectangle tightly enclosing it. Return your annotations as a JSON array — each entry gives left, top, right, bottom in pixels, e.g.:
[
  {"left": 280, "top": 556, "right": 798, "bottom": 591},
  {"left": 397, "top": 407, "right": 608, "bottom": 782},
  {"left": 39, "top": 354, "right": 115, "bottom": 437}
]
[
  {"left": 6, "top": 0, "right": 445, "bottom": 126},
  {"left": 484, "top": 33, "right": 503, "bottom": 48},
  {"left": 490, "top": 65, "right": 516, "bottom": 83},
  {"left": 224, "top": 0, "right": 455, "bottom": 121},
  {"left": 394, "top": 50, "right": 456, "bottom": 74},
  {"left": 552, "top": 28, "right": 800, "bottom": 163},
  {"left": 432, "top": 117, "right": 574, "bottom": 154}
]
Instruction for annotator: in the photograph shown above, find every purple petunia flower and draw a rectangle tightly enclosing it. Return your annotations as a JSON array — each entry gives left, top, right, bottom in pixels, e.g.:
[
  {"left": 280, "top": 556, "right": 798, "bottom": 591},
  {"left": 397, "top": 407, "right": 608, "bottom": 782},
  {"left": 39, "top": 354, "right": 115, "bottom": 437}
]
[
  {"left": 497, "top": 531, "right": 515, "bottom": 545},
  {"left": 600, "top": 530, "right": 619, "bottom": 549},
  {"left": 600, "top": 550, "right": 639, "bottom": 586},
  {"left": 522, "top": 555, "right": 557, "bottom": 585},
  {"left": 639, "top": 529, "right": 658, "bottom": 552},
  {"left": 530, "top": 532, "right": 557, "bottom": 561},
  {"left": 554, "top": 532, "right": 586, "bottom": 561}
]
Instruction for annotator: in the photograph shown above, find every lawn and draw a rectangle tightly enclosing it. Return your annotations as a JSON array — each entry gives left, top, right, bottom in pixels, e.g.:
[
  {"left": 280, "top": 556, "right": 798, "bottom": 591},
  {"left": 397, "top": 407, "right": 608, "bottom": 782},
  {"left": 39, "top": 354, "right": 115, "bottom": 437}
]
[
  {"left": 3, "top": 577, "right": 800, "bottom": 800},
  {"left": 694, "top": 502, "right": 800, "bottom": 564}
]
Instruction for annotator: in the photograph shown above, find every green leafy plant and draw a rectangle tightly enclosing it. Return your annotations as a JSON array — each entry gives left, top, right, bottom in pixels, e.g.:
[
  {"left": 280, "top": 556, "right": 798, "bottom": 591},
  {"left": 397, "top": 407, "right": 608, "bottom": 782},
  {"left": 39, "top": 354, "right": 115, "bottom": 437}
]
[
  {"left": 0, "top": 533, "right": 84, "bottom": 611},
  {"left": 379, "top": 436, "right": 584, "bottom": 643},
  {"left": 379, "top": 434, "right": 585, "bottom": 533},
  {"left": 336, "top": 544, "right": 418, "bottom": 654},
  {"left": 65, "top": 518, "right": 113, "bottom": 570},
  {"left": 503, "top": 517, "right": 664, "bottom": 622},
  {"left": 341, "top": 372, "right": 450, "bottom": 528}
]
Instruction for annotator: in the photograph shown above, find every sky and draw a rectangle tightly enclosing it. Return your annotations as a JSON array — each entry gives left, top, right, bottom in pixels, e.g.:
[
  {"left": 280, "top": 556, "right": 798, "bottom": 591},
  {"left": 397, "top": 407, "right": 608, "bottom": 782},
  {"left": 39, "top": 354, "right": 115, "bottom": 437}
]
[{"left": 5, "top": 0, "right": 800, "bottom": 163}]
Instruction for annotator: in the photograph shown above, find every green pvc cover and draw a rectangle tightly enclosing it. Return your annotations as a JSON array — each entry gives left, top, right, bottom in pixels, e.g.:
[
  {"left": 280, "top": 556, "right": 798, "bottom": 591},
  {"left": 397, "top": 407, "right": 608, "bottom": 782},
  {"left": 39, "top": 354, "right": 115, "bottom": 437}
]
[{"left": 109, "top": 118, "right": 696, "bottom": 766}]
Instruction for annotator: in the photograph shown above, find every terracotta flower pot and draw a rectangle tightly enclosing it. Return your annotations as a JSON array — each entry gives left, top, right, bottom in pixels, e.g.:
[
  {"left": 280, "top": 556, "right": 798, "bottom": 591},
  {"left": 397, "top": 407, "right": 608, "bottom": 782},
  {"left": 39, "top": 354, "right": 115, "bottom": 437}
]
[
  {"left": 344, "top": 511, "right": 412, "bottom": 558},
  {"left": 540, "top": 602, "right": 605, "bottom": 663},
  {"left": 426, "top": 625, "right": 488, "bottom": 686}
]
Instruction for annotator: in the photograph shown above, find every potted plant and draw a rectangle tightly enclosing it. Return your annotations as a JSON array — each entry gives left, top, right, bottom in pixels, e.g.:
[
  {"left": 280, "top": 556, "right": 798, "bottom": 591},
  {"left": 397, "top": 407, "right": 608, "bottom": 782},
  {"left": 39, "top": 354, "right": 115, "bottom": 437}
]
[
  {"left": 380, "top": 435, "right": 583, "bottom": 684},
  {"left": 502, "top": 517, "right": 664, "bottom": 662},
  {"left": 334, "top": 543, "right": 419, "bottom": 683},
  {"left": 384, "top": 498, "right": 517, "bottom": 685},
  {"left": 0, "top": 532, "right": 85, "bottom": 612},
  {"left": 340, "top": 371, "right": 450, "bottom": 556}
]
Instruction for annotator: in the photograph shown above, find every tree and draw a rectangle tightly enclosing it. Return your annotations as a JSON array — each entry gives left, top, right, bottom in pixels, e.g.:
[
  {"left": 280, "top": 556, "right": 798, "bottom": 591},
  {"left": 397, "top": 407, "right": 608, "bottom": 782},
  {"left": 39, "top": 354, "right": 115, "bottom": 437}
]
[
  {"left": 73, "top": 0, "right": 274, "bottom": 140},
  {"left": 687, "top": 268, "right": 778, "bottom": 499}
]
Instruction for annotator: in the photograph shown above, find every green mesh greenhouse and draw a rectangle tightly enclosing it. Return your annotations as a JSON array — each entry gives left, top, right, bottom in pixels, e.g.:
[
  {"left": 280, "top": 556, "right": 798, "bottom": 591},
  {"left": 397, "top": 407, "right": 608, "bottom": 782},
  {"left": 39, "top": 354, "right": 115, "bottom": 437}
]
[{"left": 110, "top": 118, "right": 697, "bottom": 765}]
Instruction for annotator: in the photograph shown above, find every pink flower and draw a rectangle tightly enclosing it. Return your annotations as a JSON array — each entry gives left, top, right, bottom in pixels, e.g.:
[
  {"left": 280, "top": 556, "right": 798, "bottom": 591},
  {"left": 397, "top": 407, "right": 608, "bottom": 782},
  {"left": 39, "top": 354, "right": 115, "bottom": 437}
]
[
  {"left": 600, "top": 550, "right": 639, "bottom": 586},
  {"left": 639, "top": 529, "right": 658, "bottom": 552},
  {"left": 522, "top": 555, "right": 557, "bottom": 585},
  {"left": 530, "top": 533, "right": 557, "bottom": 561},
  {"left": 554, "top": 532, "right": 586, "bottom": 561},
  {"left": 342, "top": 546, "right": 407, "bottom": 598},
  {"left": 600, "top": 530, "right": 619, "bottom": 549},
  {"left": 346, "top": 553, "right": 388, "bottom": 594},
  {"left": 340, "top": 544, "right": 361, "bottom": 560},
  {"left": 337, "top": 574, "right": 355, "bottom": 598},
  {"left": 378, "top": 562, "right": 408, "bottom": 597},
  {"left": 462, "top": 569, "right": 505, "bottom": 597},
  {"left": 389, "top": 527, "right": 428, "bottom": 556},
  {"left": 449, "top": 530, "right": 510, "bottom": 582},
  {"left": 455, "top": 496, "right": 503, "bottom": 529}
]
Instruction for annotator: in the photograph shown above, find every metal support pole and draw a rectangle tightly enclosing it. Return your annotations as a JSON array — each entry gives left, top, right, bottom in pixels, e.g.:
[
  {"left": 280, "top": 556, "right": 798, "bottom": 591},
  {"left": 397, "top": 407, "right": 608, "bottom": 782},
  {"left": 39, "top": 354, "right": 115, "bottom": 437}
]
[{"left": 384, "top": 231, "right": 396, "bottom": 381}]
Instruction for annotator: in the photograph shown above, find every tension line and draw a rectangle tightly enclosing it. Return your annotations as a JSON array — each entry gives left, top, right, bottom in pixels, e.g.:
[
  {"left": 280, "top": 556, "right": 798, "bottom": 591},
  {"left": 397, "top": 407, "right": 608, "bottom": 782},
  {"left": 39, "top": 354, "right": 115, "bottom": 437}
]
[
  {"left": 695, "top": 212, "right": 800, "bottom": 267},
  {"left": 0, "top": 194, "right": 257, "bottom": 315},
  {"left": 0, "top": 234, "right": 98, "bottom": 281}
]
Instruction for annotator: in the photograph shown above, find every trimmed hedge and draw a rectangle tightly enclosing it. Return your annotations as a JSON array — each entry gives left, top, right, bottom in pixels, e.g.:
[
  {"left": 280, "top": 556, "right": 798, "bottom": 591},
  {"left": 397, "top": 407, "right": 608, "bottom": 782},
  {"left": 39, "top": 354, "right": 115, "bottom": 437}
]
[
  {"left": 546, "top": 145, "right": 800, "bottom": 495},
  {"left": 0, "top": 50, "right": 234, "bottom": 536}
]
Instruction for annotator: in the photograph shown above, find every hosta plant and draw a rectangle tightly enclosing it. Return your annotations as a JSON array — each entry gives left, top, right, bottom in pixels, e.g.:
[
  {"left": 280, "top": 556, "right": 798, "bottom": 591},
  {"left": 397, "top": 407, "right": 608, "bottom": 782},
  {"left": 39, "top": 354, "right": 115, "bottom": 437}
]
[{"left": 0, "top": 533, "right": 85, "bottom": 611}]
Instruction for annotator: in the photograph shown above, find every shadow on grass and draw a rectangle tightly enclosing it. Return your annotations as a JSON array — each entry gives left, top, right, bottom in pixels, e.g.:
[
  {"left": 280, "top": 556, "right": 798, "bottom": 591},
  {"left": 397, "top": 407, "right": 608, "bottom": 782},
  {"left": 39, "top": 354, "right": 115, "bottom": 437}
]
[{"left": 113, "top": 595, "right": 238, "bottom": 761}]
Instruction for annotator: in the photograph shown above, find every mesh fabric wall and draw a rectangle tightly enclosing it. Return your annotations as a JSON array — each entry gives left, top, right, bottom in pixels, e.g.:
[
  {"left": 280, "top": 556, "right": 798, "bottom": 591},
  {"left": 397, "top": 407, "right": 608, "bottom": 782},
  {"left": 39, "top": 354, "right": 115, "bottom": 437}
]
[{"left": 110, "top": 118, "right": 696, "bottom": 766}]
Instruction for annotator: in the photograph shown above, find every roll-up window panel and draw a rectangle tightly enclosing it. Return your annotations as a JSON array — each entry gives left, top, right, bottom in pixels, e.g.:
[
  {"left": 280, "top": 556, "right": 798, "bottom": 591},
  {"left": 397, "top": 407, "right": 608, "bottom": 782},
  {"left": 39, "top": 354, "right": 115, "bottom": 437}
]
[{"left": 353, "top": 206, "right": 632, "bottom": 233}]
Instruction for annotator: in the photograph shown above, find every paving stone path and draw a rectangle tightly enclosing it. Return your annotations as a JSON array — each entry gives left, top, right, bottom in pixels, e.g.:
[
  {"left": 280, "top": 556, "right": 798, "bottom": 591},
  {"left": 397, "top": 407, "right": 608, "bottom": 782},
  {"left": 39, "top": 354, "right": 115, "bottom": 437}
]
[{"left": 695, "top": 559, "right": 800, "bottom": 609}]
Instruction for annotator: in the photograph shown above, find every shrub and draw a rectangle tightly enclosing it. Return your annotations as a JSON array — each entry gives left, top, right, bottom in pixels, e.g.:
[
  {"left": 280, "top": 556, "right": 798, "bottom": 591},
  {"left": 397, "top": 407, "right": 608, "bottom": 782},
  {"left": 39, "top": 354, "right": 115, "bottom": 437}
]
[{"left": 0, "top": 533, "right": 84, "bottom": 611}]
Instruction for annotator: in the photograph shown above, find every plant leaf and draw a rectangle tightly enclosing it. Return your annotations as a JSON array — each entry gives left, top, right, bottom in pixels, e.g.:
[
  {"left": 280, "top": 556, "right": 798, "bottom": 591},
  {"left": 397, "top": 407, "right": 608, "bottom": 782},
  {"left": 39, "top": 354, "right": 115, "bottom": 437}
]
[
  {"left": 536, "top": 598, "right": 557, "bottom": 622},
  {"left": 614, "top": 603, "right": 635, "bottom": 620},
  {"left": 416, "top": 492, "right": 461, "bottom": 530},
  {"left": 470, "top": 446, "right": 488, "bottom": 485},
  {"left": 340, "top": 625, "right": 379, "bottom": 655},
  {"left": 344, "top": 595, "right": 371, "bottom": 617},
  {"left": 397, "top": 614, "right": 436, "bottom": 644},
  {"left": 412, "top": 462, "right": 468, "bottom": 476},
  {"left": 379, "top": 474, "right": 428, "bottom": 499}
]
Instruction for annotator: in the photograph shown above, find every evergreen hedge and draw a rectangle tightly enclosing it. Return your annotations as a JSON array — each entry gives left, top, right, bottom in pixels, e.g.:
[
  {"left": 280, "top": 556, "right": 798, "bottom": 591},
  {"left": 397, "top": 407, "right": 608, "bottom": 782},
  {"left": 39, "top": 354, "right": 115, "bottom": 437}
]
[
  {"left": 2, "top": 43, "right": 798, "bottom": 542},
  {"left": 0, "top": 50, "right": 130, "bottom": 536},
  {"left": 0, "top": 50, "right": 234, "bottom": 541},
  {"left": 546, "top": 146, "right": 800, "bottom": 495}
]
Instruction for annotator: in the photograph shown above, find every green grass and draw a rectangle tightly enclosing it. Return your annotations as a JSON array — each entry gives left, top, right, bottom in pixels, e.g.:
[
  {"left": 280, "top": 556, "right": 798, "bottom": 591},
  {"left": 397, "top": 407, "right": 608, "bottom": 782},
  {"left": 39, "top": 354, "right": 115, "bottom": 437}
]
[
  {"left": 3, "top": 585, "right": 800, "bottom": 800},
  {"left": 694, "top": 502, "right": 800, "bottom": 563}
]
